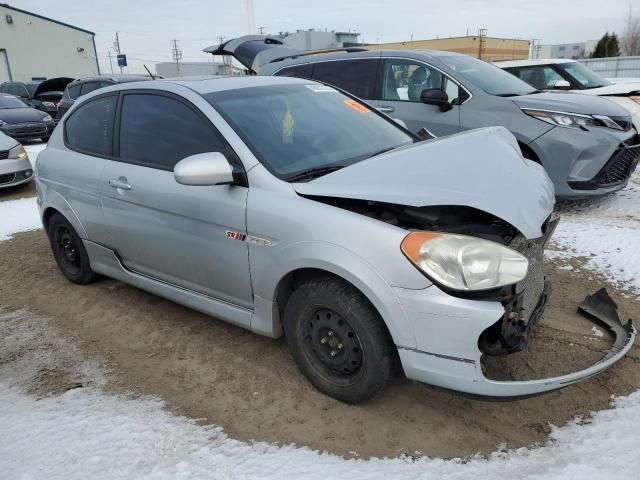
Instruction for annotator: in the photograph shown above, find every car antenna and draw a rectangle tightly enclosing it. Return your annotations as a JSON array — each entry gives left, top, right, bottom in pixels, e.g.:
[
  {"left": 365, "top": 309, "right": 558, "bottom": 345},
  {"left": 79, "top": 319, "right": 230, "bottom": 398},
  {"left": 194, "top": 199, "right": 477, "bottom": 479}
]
[{"left": 143, "top": 65, "right": 156, "bottom": 80}]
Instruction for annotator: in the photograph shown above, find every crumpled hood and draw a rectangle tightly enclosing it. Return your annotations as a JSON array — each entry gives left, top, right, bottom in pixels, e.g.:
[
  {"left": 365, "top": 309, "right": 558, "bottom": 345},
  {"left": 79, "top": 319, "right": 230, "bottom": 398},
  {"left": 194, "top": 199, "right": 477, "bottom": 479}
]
[
  {"left": 0, "top": 107, "right": 47, "bottom": 123},
  {"left": 512, "top": 91, "right": 628, "bottom": 116},
  {"left": 578, "top": 82, "right": 640, "bottom": 96},
  {"left": 294, "top": 127, "right": 555, "bottom": 239}
]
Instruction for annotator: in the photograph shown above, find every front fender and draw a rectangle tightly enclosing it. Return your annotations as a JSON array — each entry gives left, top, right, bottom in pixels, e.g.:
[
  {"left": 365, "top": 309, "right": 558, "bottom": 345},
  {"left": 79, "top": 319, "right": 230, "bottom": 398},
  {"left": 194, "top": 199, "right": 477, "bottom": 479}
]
[{"left": 250, "top": 240, "right": 419, "bottom": 348}]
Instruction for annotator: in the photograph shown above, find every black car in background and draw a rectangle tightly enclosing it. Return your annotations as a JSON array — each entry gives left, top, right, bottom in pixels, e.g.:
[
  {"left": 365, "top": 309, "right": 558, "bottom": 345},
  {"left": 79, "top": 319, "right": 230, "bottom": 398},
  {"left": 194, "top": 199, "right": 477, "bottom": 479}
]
[
  {"left": 0, "top": 93, "right": 55, "bottom": 142},
  {"left": 57, "top": 75, "right": 152, "bottom": 117},
  {"left": 0, "top": 78, "right": 73, "bottom": 122}
]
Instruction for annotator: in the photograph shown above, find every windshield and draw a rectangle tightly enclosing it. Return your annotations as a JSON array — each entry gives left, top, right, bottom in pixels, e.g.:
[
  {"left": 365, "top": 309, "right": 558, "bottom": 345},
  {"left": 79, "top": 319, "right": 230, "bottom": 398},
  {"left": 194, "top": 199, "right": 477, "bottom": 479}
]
[
  {"left": 206, "top": 84, "right": 414, "bottom": 181},
  {"left": 0, "top": 96, "right": 28, "bottom": 109},
  {"left": 557, "top": 62, "right": 611, "bottom": 89},
  {"left": 440, "top": 55, "right": 538, "bottom": 96},
  {"left": 26, "top": 83, "right": 39, "bottom": 97}
]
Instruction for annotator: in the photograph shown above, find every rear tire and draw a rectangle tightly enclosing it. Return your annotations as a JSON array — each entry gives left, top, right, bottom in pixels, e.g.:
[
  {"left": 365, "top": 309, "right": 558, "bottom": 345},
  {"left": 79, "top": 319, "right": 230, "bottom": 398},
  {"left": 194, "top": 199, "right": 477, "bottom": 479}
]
[
  {"left": 47, "top": 213, "right": 98, "bottom": 285},
  {"left": 283, "top": 277, "right": 397, "bottom": 403}
]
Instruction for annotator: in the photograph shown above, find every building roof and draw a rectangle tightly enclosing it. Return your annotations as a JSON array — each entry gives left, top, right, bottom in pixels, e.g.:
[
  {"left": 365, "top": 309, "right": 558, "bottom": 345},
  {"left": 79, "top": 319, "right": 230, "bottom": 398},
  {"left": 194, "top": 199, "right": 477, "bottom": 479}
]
[
  {"left": 494, "top": 59, "right": 578, "bottom": 67},
  {"left": 0, "top": 3, "right": 95, "bottom": 35}
]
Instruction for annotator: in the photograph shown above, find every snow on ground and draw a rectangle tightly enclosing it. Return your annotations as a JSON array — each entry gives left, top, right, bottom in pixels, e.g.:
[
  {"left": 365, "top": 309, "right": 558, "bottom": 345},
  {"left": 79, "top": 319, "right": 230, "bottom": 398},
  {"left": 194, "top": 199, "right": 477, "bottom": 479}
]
[
  {"left": 0, "top": 197, "right": 41, "bottom": 240},
  {"left": 23, "top": 141, "right": 47, "bottom": 168},
  {"left": 1, "top": 168, "right": 639, "bottom": 479}
]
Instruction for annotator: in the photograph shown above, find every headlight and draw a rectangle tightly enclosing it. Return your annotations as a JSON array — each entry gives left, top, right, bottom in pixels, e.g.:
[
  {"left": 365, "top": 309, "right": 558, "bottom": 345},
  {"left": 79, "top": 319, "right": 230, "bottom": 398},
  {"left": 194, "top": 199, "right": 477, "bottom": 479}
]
[
  {"left": 630, "top": 95, "right": 640, "bottom": 104},
  {"left": 42, "top": 114, "right": 53, "bottom": 122},
  {"left": 7, "top": 144, "right": 28, "bottom": 160},
  {"left": 401, "top": 232, "right": 529, "bottom": 291},
  {"left": 522, "top": 109, "right": 624, "bottom": 130}
]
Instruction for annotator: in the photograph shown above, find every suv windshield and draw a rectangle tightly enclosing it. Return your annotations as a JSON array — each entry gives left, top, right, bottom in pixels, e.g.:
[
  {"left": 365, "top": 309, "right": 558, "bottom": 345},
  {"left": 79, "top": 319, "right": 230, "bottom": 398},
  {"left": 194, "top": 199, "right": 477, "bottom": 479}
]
[
  {"left": 440, "top": 55, "right": 538, "bottom": 97},
  {"left": 0, "top": 96, "right": 28, "bottom": 109},
  {"left": 557, "top": 62, "right": 611, "bottom": 89},
  {"left": 206, "top": 84, "right": 414, "bottom": 181}
]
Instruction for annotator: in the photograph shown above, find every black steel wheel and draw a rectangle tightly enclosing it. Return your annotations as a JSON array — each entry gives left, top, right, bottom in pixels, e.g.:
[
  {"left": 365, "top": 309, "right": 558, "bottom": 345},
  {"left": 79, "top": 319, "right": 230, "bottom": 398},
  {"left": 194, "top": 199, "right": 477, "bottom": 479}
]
[
  {"left": 284, "top": 277, "right": 397, "bottom": 403},
  {"left": 47, "top": 212, "right": 98, "bottom": 285}
]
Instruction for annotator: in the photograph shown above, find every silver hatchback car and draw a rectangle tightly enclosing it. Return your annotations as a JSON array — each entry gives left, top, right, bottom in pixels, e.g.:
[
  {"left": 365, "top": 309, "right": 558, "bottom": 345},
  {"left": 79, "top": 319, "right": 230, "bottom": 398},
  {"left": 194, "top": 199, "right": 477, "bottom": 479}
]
[{"left": 35, "top": 76, "right": 634, "bottom": 403}]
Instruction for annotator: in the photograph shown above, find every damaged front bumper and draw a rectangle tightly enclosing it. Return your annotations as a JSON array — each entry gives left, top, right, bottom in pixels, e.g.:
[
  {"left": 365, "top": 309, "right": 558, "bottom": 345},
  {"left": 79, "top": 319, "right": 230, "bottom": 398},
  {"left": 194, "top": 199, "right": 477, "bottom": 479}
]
[{"left": 394, "top": 284, "right": 635, "bottom": 398}]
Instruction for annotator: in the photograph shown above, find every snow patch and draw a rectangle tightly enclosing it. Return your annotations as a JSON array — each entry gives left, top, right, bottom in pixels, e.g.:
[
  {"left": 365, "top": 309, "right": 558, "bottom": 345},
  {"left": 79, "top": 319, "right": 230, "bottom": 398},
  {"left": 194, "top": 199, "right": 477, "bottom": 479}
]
[{"left": 0, "top": 197, "right": 42, "bottom": 241}]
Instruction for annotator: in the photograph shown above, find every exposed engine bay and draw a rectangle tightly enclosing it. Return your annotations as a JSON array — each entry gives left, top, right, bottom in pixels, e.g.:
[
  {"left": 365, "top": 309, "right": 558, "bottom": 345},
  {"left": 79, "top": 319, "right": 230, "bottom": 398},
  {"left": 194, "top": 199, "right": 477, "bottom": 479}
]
[{"left": 308, "top": 195, "right": 559, "bottom": 356}]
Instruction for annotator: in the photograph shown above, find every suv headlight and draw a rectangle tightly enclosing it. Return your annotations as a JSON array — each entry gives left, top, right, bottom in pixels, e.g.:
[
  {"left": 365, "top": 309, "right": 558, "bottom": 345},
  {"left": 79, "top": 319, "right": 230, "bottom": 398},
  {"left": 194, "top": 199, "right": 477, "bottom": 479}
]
[
  {"left": 522, "top": 109, "right": 625, "bottom": 131},
  {"left": 8, "top": 144, "right": 28, "bottom": 160},
  {"left": 401, "top": 232, "right": 529, "bottom": 291}
]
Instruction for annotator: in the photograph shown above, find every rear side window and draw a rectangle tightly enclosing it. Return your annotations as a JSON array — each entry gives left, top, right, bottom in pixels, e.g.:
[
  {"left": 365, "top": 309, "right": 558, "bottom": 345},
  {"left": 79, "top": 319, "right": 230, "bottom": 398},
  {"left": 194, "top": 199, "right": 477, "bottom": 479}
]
[
  {"left": 275, "top": 64, "right": 312, "bottom": 79},
  {"left": 118, "top": 93, "right": 227, "bottom": 170},
  {"left": 67, "top": 84, "right": 81, "bottom": 100},
  {"left": 80, "top": 82, "right": 102, "bottom": 96},
  {"left": 311, "top": 59, "right": 378, "bottom": 99},
  {"left": 65, "top": 95, "right": 116, "bottom": 156},
  {"left": 0, "top": 84, "right": 8, "bottom": 93}
]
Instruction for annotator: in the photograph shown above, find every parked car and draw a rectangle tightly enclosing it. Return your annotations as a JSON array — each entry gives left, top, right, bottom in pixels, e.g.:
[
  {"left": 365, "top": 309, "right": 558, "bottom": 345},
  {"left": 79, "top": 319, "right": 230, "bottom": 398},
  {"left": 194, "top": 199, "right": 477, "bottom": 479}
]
[
  {"left": 205, "top": 37, "right": 640, "bottom": 199},
  {"left": 0, "top": 93, "right": 55, "bottom": 142},
  {"left": 36, "top": 76, "right": 634, "bottom": 403},
  {"left": 495, "top": 59, "right": 640, "bottom": 131},
  {"left": 0, "top": 78, "right": 74, "bottom": 121},
  {"left": 0, "top": 131, "right": 32, "bottom": 189},
  {"left": 57, "top": 75, "right": 153, "bottom": 118}
]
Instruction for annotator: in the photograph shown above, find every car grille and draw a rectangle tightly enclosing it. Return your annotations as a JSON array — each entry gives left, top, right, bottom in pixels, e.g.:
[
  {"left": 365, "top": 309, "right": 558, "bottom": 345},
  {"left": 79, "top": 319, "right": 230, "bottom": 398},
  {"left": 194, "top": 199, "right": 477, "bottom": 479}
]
[
  {"left": 4, "top": 123, "right": 46, "bottom": 135},
  {"left": 0, "top": 172, "right": 16, "bottom": 185},
  {"left": 509, "top": 235, "right": 546, "bottom": 324},
  {"left": 0, "top": 150, "right": 8, "bottom": 160},
  {"left": 598, "top": 144, "right": 640, "bottom": 188},
  {"left": 569, "top": 143, "right": 640, "bottom": 190}
]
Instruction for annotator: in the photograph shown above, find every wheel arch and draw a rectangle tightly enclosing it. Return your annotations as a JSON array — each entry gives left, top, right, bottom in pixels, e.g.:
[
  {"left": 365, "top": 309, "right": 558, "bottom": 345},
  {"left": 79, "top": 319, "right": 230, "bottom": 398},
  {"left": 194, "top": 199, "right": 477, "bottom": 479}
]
[{"left": 40, "top": 191, "right": 88, "bottom": 238}]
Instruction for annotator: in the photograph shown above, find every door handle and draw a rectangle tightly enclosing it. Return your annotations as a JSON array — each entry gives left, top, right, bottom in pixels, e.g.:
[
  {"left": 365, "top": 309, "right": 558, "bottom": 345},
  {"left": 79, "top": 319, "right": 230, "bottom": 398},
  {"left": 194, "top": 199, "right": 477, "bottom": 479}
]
[
  {"left": 375, "top": 105, "right": 395, "bottom": 113},
  {"left": 109, "top": 177, "right": 131, "bottom": 191}
]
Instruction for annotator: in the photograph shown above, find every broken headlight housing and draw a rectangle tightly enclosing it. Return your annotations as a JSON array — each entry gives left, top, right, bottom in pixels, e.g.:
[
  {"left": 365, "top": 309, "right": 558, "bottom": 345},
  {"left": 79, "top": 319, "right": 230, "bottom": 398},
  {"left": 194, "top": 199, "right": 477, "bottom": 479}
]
[
  {"left": 401, "top": 232, "right": 529, "bottom": 291},
  {"left": 522, "top": 109, "right": 626, "bottom": 131}
]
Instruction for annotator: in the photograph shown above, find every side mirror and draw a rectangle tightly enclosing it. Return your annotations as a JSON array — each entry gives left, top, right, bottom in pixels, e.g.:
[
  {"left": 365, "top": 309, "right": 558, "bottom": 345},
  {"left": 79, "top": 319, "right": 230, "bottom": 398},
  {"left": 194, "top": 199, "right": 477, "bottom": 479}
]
[
  {"left": 553, "top": 79, "right": 571, "bottom": 90},
  {"left": 174, "top": 152, "right": 234, "bottom": 186},
  {"left": 420, "top": 88, "right": 452, "bottom": 112}
]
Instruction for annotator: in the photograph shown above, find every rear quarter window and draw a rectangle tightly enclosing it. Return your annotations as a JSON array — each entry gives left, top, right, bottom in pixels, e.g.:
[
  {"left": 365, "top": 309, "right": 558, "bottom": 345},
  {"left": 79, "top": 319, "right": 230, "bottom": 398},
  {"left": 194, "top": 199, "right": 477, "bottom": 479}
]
[
  {"left": 311, "top": 59, "right": 378, "bottom": 99},
  {"left": 67, "top": 84, "right": 81, "bottom": 100},
  {"left": 275, "top": 64, "right": 312, "bottom": 79},
  {"left": 64, "top": 95, "right": 117, "bottom": 157}
]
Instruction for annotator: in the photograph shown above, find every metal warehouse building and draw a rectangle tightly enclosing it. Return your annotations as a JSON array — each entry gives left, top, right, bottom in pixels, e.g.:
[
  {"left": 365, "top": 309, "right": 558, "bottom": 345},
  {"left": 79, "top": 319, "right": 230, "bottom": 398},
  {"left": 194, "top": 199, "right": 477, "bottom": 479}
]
[{"left": 0, "top": 3, "right": 99, "bottom": 82}]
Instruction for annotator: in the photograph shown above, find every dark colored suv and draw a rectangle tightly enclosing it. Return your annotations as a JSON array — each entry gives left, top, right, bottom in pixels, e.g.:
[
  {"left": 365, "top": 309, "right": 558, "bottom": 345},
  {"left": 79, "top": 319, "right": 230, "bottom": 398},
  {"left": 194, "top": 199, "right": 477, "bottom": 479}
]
[{"left": 57, "top": 75, "right": 153, "bottom": 118}]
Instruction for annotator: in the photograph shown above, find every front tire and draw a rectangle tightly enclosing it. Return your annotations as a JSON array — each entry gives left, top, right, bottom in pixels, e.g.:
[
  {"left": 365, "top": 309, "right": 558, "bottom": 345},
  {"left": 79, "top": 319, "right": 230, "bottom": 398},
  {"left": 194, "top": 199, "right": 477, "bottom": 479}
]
[
  {"left": 47, "top": 213, "right": 98, "bottom": 284},
  {"left": 283, "top": 277, "right": 397, "bottom": 403}
]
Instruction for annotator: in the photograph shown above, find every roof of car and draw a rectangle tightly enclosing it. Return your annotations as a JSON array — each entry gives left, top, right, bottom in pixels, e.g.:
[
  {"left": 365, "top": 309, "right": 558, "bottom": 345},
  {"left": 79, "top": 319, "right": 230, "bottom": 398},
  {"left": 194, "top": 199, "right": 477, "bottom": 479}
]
[{"left": 495, "top": 59, "right": 578, "bottom": 68}]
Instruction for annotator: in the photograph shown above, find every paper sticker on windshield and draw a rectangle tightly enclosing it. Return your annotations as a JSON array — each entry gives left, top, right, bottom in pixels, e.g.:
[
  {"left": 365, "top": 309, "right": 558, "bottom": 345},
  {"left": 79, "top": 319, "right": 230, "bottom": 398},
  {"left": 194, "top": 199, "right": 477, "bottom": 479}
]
[
  {"left": 343, "top": 99, "right": 370, "bottom": 114},
  {"left": 305, "top": 84, "right": 336, "bottom": 92}
]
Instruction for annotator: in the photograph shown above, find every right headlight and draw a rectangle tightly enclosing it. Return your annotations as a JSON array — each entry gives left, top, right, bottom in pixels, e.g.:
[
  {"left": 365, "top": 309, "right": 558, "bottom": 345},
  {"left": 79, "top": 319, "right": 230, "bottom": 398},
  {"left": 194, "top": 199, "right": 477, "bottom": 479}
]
[
  {"left": 8, "top": 144, "right": 28, "bottom": 160},
  {"left": 522, "top": 109, "right": 625, "bottom": 131},
  {"left": 401, "top": 232, "right": 529, "bottom": 291}
]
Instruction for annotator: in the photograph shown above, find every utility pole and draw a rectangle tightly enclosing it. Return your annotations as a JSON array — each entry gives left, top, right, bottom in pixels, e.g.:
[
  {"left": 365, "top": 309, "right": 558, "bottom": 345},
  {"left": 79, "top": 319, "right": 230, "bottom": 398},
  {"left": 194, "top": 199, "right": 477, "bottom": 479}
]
[
  {"left": 257, "top": 26, "right": 266, "bottom": 35},
  {"left": 247, "top": 0, "right": 255, "bottom": 34},
  {"left": 113, "top": 32, "right": 122, "bottom": 74},
  {"left": 478, "top": 28, "right": 487, "bottom": 60},
  {"left": 107, "top": 51, "right": 114, "bottom": 74},
  {"left": 171, "top": 39, "right": 182, "bottom": 77}
]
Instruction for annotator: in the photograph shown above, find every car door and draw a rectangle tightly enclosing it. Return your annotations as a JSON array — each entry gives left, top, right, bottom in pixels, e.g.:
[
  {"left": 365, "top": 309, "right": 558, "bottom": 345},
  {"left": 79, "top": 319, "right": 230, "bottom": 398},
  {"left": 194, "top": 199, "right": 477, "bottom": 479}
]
[
  {"left": 370, "top": 58, "right": 463, "bottom": 136},
  {"left": 100, "top": 91, "right": 253, "bottom": 311}
]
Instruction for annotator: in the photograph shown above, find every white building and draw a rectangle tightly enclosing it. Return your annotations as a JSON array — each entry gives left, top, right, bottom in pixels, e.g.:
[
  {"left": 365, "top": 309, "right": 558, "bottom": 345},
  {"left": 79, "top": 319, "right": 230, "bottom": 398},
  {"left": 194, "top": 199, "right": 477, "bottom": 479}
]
[
  {"left": 155, "top": 61, "right": 242, "bottom": 78},
  {"left": 274, "top": 29, "right": 360, "bottom": 51},
  {"left": 0, "top": 3, "right": 99, "bottom": 82},
  {"left": 534, "top": 40, "right": 597, "bottom": 60}
]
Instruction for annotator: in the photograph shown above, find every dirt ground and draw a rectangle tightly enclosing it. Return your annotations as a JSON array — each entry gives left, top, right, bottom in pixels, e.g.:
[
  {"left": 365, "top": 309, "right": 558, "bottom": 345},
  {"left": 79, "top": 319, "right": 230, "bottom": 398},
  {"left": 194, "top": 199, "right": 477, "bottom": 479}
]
[
  {"left": 0, "top": 230, "right": 638, "bottom": 460},
  {"left": 0, "top": 181, "right": 36, "bottom": 202}
]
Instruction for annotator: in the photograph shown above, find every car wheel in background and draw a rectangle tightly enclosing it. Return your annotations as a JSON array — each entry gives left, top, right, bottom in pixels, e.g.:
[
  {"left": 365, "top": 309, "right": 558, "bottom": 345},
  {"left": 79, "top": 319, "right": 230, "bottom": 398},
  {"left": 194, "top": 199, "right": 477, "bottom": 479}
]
[
  {"left": 47, "top": 213, "right": 98, "bottom": 285},
  {"left": 283, "top": 277, "right": 397, "bottom": 403}
]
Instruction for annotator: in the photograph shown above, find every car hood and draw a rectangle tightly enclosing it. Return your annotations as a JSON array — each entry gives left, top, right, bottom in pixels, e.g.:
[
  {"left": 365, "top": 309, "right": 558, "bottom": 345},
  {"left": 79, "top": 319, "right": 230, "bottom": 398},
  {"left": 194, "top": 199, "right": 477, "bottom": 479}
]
[
  {"left": 293, "top": 127, "right": 555, "bottom": 240},
  {"left": 512, "top": 91, "right": 628, "bottom": 116},
  {"left": 33, "top": 77, "right": 74, "bottom": 98},
  {"left": 577, "top": 82, "right": 640, "bottom": 95},
  {"left": 0, "top": 107, "right": 47, "bottom": 123}
]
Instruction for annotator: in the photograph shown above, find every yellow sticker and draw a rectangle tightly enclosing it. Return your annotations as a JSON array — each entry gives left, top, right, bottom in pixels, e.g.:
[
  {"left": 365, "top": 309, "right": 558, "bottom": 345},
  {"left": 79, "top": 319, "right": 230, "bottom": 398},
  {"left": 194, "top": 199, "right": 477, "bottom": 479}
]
[
  {"left": 283, "top": 108, "right": 295, "bottom": 143},
  {"left": 343, "top": 99, "right": 370, "bottom": 114}
]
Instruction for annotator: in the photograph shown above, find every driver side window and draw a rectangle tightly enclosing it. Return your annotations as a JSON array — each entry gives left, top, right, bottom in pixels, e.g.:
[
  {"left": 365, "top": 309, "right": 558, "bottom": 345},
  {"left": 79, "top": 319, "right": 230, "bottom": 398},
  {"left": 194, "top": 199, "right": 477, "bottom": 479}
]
[{"left": 380, "top": 59, "right": 459, "bottom": 103}]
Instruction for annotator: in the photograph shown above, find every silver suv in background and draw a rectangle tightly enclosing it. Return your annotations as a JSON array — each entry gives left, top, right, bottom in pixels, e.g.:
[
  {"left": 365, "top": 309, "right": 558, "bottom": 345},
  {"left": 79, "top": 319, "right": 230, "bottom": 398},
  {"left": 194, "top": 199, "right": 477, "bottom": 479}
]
[
  {"left": 35, "top": 76, "right": 634, "bottom": 403},
  {"left": 207, "top": 36, "right": 640, "bottom": 198}
]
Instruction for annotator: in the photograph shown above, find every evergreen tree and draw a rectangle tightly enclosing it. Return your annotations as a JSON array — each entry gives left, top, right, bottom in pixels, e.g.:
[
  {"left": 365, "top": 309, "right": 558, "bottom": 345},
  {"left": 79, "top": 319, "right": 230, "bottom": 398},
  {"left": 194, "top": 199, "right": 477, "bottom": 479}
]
[{"left": 590, "top": 32, "right": 621, "bottom": 58}]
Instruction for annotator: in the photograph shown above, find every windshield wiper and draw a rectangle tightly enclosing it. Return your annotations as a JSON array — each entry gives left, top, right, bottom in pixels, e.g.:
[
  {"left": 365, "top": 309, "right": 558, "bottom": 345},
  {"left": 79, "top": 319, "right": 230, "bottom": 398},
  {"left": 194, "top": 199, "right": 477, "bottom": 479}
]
[{"left": 287, "top": 165, "right": 344, "bottom": 182}]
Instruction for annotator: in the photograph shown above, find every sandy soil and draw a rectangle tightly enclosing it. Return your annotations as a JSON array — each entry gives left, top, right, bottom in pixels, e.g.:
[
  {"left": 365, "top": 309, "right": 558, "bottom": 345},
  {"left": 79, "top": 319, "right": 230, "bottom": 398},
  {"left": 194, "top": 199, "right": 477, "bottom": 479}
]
[{"left": 0, "top": 230, "right": 638, "bottom": 460}]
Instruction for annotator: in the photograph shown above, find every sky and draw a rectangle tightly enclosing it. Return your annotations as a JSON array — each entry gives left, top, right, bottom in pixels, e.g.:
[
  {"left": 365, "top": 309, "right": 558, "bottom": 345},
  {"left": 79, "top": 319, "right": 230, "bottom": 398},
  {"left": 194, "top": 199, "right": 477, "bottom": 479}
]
[{"left": 13, "top": 0, "right": 636, "bottom": 74}]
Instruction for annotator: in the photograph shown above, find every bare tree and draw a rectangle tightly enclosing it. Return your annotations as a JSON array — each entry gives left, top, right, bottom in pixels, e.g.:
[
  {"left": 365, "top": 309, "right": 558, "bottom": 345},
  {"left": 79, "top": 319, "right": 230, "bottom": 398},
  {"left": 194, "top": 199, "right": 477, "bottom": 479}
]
[{"left": 621, "top": 5, "right": 640, "bottom": 56}]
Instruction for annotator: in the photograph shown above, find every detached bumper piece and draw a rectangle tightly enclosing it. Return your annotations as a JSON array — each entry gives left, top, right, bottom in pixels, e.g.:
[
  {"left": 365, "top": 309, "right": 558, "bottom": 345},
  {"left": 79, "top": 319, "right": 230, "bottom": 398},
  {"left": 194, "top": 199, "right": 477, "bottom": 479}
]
[{"left": 569, "top": 143, "right": 640, "bottom": 190}]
